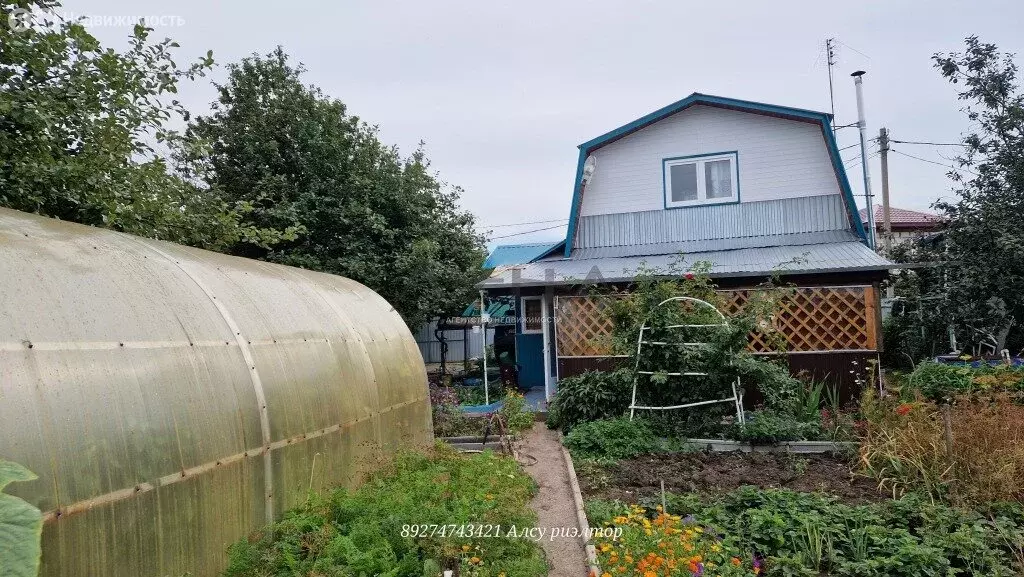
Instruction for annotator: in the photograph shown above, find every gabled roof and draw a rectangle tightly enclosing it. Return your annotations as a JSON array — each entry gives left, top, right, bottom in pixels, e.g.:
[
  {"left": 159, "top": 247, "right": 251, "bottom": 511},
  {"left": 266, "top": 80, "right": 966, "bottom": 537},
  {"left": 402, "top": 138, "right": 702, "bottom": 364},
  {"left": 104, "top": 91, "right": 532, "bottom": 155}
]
[
  {"left": 483, "top": 241, "right": 564, "bottom": 268},
  {"left": 562, "top": 93, "right": 868, "bottom": 256},
  {"left": 859, "top": 206, "right": 944, "bottom": 228}
]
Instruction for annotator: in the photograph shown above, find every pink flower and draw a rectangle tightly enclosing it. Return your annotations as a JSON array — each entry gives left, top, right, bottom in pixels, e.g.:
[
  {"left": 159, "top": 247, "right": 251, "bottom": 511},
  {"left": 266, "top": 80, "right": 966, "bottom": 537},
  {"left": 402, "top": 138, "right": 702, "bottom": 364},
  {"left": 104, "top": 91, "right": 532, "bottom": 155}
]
[{"left": 684, "top": 272, "right": 695, "bottom": 280}]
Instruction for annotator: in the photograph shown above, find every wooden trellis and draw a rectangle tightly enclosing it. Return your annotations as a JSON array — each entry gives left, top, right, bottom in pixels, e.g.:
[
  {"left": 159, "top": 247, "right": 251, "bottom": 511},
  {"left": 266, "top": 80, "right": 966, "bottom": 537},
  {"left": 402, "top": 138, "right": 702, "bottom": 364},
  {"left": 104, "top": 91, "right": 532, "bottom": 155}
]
[
  {"left": 554, "top": 286, "right": 878, "bottom": 357},
  {"left": 554, "top": 296, "right": 616, "bottom": 356},
  {"left": 721, "top": 286, "right": 877, "bottom": 352}
]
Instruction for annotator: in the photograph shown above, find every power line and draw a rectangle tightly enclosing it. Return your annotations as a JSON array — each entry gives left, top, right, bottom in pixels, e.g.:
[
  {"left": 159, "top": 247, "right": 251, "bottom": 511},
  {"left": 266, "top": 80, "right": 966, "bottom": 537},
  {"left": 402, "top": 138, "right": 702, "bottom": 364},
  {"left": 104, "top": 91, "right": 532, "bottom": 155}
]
[
  {"left": 481, "top": 217, "right": 569, "bottom": 228},
  {"left": 888, "top": 140, "right": 966, "bottom": 147},
  {"left": 890, "top": 149, "right": 978, "bottom": 176},
  {"left": 488, "top": 223, "right": 567, "bottom": 240},
  {"left": 836, "top": 39, "right": 871, "bottom": 60},
  {"left": 838, "top": 142, "right": 859, "bottom": 152},
  {"left": 846, "top": 151, "right": 880, "bottom": 170}
]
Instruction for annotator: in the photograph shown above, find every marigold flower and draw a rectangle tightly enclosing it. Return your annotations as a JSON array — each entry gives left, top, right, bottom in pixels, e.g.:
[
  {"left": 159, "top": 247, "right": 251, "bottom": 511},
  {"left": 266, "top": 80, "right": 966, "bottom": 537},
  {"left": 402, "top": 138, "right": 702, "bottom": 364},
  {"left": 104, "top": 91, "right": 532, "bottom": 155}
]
[
  {"left": 731, "top": 557, "right": 741, "bottom": 566},
  {"left": 601, "top": 573, "right": 612, "bottom": 577},
  {"left": 644, "top": 572, "right": 657, "bottom": 577}
]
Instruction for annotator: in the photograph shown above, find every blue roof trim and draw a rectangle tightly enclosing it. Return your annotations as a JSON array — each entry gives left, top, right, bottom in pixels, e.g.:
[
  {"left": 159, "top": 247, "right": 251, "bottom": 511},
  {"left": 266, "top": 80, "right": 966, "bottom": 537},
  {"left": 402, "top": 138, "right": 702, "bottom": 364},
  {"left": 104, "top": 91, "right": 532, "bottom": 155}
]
[
  {"left": 820, "top": 117, "right": 868, "bottom": 243},
  {"left": 562, "top": 93, "right": 868, "bottom": 254},
  {"left": 484, "top": 241, "right": 563, "bottom": 268}
]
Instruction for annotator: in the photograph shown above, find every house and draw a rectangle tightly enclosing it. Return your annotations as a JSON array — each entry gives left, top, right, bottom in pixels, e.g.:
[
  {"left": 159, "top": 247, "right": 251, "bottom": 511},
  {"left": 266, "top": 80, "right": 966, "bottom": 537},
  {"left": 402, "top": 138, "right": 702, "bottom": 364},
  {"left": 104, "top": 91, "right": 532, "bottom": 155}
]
[
  {"left": 859, "top": 206, "right": 944, "bottom": 245},
  {"left": 478, "top": 93, "right": 895, "bottom": 401}
]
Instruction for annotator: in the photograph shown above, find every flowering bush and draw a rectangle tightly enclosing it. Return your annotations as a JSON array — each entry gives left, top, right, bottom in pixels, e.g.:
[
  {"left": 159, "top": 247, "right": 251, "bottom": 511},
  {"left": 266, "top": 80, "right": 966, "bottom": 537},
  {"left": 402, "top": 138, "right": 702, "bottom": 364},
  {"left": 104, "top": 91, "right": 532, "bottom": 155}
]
[{"left": 593, "top": 504, "right": 758, "bottom": 576}]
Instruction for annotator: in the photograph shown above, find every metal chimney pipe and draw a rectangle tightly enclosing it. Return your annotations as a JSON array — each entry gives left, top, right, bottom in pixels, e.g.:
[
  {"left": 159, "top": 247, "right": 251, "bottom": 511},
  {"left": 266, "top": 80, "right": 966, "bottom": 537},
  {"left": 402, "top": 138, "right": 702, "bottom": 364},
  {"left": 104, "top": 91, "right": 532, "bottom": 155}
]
[{"left": 851, "top": 70, "right": 877, "bottom": 250}]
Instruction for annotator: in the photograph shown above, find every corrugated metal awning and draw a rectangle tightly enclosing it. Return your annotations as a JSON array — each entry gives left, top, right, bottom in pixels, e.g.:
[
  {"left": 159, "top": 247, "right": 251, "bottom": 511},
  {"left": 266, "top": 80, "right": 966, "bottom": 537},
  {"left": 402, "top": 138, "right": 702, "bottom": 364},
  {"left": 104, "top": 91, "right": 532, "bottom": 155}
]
[{"left": 477, "top": 241, "right": 894, "bottom": 288}]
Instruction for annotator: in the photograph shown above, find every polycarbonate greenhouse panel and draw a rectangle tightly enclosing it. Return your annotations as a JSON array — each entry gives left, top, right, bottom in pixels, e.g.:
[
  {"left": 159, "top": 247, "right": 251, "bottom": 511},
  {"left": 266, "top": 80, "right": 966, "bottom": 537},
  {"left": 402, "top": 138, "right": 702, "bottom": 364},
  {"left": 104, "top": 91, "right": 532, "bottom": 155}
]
[{"left": 0, "top": 208, "right": 432, "bottom": 577}]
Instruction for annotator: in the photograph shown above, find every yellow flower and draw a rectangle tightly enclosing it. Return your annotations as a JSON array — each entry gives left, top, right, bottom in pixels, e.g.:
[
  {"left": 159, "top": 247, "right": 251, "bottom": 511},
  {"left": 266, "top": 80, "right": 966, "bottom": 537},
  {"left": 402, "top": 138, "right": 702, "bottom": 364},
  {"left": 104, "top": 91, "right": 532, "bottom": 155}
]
[
  {"left": 470, "top": 556, "right": 480, "bottom": 564},
  {"left": 461, "top": 544, "right": 471, "bottom": 552},
  {"left": 599, "top": 543, "right": 612, "bottom": 552},
  {"left": 602, "top": 573, "right": 612, "bottom": 577}
]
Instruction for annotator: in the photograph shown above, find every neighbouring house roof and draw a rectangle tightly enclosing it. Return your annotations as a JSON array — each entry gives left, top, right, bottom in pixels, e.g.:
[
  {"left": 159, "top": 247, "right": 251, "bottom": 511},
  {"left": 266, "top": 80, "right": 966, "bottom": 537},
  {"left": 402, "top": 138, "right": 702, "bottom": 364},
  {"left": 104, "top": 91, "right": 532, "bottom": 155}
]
[
  {"left": 561, "top": 93, "right": 868, "bottom": 257},
  {"left": 478, "top": 241, "right": 892, "bottom": 288},
  {"left": 483, "top": 241, "right": 563, "bottom": 268},
  {"left": 858, "top": 206, "right": 944, "bottom": 230}
]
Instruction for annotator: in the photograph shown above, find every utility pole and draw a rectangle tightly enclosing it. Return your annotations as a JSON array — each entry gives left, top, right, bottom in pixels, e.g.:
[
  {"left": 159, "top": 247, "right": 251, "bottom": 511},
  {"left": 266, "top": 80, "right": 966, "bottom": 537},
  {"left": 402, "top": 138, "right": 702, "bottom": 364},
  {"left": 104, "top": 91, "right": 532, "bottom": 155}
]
[
  {"left": 851, "top": 71, "right": 876, "bottom": 250},
  {"left": 826, "top": 38, "right": 837, "bottom": 131},
  {"left": 879, "top": 127, "right": 893, "bottom": 298},
  {"left": 878, "top": 127, "right": 892, "bottom": 252}
]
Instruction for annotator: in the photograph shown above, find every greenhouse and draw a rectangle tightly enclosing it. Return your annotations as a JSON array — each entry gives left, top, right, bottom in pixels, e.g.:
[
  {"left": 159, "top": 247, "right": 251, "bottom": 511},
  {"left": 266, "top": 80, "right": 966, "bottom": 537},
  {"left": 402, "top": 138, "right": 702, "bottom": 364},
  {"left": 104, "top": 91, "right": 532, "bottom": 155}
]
[{"left": 0, "top": 208, "right": 432, "bottom": 577}]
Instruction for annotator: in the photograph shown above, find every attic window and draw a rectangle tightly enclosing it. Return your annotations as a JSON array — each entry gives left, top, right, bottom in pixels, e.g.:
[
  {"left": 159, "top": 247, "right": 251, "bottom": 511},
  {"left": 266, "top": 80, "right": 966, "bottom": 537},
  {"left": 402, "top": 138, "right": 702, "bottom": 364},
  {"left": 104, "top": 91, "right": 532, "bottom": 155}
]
[{"left": 663, "top": 152, "right": 739, "bottom": 208}]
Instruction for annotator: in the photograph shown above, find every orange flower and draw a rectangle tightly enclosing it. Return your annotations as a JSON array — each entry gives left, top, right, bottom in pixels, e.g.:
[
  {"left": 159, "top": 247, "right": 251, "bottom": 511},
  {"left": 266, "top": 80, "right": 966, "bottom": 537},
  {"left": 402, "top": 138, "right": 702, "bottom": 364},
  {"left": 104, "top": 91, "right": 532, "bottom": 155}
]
[
  {"left": 731, "top": 557, "right": 741, "bottom": 566},
  {"left": 896, "top": 403, "right": 913, "bottom": 416},
  {"left": 470, "top": 556, "right": 480, "bottom": 564},
  {"left": 644, "top": 572, "right": 657, "bottom": 577}
]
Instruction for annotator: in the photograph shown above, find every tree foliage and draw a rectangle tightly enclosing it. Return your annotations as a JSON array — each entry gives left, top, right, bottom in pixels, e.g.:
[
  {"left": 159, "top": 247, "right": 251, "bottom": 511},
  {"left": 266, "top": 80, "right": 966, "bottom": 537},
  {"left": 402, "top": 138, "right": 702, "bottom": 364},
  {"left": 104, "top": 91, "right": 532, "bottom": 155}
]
[
  {"left": 0, "top": 1, "right": 287, "bottom": 250},
  {"left": 894, "top": 37, "right": 1024, "bottom": 356},
  {"left": 186, "top": 47, "right": 486, "bottom": 328}
]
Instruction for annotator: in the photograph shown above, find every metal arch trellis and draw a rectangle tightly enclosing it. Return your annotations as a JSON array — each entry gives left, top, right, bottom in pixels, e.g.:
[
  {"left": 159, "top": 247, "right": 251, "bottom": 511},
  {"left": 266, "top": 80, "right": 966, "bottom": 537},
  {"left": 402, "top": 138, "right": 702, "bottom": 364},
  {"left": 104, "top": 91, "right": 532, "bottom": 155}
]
[{"left": 628, "top": 296, "right": 746, "bottom": 425}]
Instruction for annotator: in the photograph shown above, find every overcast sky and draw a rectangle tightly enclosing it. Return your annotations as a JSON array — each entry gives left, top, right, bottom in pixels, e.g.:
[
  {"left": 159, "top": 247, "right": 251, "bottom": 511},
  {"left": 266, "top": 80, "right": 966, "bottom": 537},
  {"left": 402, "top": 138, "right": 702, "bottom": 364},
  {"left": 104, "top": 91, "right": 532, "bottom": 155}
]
[{"left": 64, "top": 0, "right": 1024, "bottom": 247}]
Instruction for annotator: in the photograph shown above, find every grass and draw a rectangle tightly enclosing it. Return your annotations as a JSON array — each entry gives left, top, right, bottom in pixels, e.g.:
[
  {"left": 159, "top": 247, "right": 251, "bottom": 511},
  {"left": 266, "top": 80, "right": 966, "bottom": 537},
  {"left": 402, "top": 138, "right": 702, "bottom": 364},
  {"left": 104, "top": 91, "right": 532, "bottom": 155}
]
[{"left": 224, "top": 443, "right": 546, "bottom": 577}]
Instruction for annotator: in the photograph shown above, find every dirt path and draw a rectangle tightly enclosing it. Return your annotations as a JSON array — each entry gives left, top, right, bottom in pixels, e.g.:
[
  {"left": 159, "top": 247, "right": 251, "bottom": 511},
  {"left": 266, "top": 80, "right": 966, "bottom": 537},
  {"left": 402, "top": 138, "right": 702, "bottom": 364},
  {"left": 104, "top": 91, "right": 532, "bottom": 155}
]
[{"left": 518, "top": 422, "right": 588, "bottom": 577}]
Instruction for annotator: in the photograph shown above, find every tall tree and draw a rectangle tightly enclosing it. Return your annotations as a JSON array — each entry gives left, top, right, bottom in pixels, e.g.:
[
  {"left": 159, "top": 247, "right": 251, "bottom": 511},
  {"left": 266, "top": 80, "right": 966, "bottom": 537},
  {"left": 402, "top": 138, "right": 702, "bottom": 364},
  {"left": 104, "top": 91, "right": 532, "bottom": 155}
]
[
  {"left": 904, "top": 37, "right": 1024, "bottom": 354},
  {"left": 0, "top": 1, "right": 288, "bottom": 250},
  {"left": 187, "top": 48, "right": 486, "bottom": 328}
]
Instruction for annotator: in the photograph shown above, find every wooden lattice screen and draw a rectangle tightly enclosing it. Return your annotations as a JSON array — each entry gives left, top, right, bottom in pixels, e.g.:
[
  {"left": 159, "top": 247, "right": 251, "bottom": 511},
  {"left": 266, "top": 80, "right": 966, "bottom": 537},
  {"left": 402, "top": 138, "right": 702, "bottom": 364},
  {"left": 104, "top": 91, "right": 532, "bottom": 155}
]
[
  {"left": 554, "top": 286, "right": 877, "bottom": 357},
  {"left": 554, "top": 296, "right": 617, "bottom": 356}
]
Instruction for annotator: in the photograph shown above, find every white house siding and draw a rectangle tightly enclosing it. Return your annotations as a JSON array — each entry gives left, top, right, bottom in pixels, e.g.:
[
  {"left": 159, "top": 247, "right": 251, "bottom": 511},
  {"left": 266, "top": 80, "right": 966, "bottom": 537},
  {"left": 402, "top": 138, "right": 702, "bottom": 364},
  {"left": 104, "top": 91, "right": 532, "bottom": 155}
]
[{"left": 579, "top": 104, "right": 841, "bottom": 217}]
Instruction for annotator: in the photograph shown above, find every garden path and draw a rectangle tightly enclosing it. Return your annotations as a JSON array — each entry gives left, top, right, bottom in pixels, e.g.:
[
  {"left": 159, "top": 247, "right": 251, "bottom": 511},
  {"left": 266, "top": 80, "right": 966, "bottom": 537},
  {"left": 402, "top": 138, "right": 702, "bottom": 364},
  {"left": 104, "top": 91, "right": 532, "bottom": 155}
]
[{"left": 519, "top": 422, "right": 589, "bottom": 576}]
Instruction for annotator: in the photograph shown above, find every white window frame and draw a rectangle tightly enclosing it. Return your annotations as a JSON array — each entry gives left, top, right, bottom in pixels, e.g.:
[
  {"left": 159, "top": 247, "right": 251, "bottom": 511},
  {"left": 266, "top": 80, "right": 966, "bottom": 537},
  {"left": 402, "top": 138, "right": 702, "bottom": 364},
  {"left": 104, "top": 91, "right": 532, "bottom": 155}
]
[
  {"left": 520, "top": 296, "right": 544, "bottom": 334},
  {"left": 663, "top": 151, "right": 740, "bottom": 208}
]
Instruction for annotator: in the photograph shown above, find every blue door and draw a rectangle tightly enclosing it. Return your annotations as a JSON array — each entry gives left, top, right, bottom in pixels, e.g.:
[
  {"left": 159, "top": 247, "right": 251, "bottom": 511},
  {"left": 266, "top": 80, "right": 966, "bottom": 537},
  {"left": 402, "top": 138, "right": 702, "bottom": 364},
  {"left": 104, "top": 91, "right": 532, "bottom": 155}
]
[{"left": 515, "top": 333, "right": 544, "bottom": 389}]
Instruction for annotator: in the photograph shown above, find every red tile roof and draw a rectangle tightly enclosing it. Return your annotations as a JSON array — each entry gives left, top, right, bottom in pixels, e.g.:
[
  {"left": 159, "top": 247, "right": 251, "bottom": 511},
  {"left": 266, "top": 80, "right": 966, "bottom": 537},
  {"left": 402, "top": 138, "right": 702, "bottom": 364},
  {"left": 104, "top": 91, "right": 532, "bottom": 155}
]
[{"left": 858, "top": 206, "right": 943, "bottom": 229}]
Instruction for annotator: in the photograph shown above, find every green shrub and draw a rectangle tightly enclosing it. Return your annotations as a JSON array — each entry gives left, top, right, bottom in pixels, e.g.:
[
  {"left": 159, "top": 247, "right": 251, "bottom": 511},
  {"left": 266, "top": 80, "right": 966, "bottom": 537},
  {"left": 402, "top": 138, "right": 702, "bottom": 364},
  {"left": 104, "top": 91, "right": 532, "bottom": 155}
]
[
  {"left": 547, "top": 368, "right": 633, "bottom": 432},
  {"left": 666, "top": 487, "right": 1024, "bottom": 577},
  {"left": 563, "top": 417, "right": 662, "bottom": 460},
  {"left": 908, "top": 361, "right": 975, "bottom": 401},
  {"left": 906, "top": 361, "right": 1024, "bottom": 402},
  {"left": 726, "top": 409, "right": 823, "bottom": 444},
  {"left": 224, "top": 444, "right": 546, "bottom": 577},
  {"left": 498, "top": 391, "right": 534, "bottom": 435}
]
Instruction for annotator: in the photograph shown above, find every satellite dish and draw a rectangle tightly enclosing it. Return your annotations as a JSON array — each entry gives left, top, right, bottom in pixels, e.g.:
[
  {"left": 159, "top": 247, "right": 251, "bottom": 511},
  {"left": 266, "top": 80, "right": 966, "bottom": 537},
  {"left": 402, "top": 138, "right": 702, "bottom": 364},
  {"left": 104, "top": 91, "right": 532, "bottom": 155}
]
[{"left": 582, "top": 155, "right": 597, "bottom": 185}]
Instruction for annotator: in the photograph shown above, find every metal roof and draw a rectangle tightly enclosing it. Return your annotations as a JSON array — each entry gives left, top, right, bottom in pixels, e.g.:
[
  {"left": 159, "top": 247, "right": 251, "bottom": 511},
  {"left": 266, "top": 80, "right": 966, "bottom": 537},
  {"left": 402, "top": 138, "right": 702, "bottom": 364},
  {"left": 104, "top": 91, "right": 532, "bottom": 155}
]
[
  {"left": 859, "top": 206, "right": 944, "bottom": 228},
  {"left": 483, "top": 241, "right": 563, "bottom": 268},
  {"left": 571, "top": 230, "right": 862, "bottom": 260},
  {"left": 478, "top": 241, "right": 893, "bottom": 288}
]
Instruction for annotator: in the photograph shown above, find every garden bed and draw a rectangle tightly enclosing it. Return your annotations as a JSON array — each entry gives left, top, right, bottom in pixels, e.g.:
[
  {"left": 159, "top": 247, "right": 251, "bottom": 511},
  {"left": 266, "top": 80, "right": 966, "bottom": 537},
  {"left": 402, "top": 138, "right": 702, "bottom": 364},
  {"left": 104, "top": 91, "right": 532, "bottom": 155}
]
[{"left": 578, "top": 450, "right": 884, "bottom": 505}]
